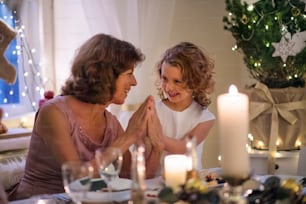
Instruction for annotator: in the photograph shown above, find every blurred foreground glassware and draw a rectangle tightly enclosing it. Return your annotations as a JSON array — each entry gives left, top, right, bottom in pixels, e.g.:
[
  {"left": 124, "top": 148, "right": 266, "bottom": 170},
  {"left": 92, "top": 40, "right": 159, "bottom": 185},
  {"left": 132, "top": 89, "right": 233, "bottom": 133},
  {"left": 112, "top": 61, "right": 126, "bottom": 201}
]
[
  {"left": 31, "top": 194, "right": 57, "bottom": 204},
  {"left": 95, "top": 147, "right": 123, "bottom": 202},
  {"left": 221, "top": 175, "right": 250, "bottom": 204},
  {"left": 62, "top": 161, "right": 94, "bottom": 204},
  {"left": 186, "top": 136, "right": 198, "bottom": 180},
  {"left": 131, "top": 144, "right": 146, "bottom": 204}
]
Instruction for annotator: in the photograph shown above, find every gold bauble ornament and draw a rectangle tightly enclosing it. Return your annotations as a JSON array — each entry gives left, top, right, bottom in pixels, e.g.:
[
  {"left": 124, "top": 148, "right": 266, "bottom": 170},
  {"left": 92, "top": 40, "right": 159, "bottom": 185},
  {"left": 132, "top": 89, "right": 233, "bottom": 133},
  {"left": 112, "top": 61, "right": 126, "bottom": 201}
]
[
  {"left": 240, "top": 14, "right": 249, "bottom": 24},
  {"left": 291, "top": 7, "right": 300, "bottom": 17},
  {"left": 185, "top": 178, "right": 207, "bottom": 193},
  {"left": 281, "top": 178, "right": 302, "bottom": 194}
]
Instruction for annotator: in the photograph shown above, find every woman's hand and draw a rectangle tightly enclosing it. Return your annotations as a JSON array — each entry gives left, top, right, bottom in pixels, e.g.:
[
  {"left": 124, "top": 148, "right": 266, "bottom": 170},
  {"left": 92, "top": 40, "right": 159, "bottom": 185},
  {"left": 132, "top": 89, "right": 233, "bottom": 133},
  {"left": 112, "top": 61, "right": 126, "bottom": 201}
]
[
  {"left": 144, "top": 102, "right": 165, "bottom": 178},
  {"left": 125, "top": 95, "right": 154, "bottom": 141},
  {"left": 141, "top": 100, "right": 164, "bottom": 175},
  {"left": 147, "top": 100, "right": 165, "bottom": 150}
]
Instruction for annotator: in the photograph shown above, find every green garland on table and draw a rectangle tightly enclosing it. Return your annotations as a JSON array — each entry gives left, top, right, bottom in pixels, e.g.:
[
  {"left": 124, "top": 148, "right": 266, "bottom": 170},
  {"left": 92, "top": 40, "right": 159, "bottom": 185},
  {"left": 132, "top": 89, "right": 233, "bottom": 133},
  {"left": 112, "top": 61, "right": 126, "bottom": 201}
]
[
  {"left": 157, "top": 176, "right": 221, "bottom": 204},
  {"left": 223, "top": 0, "right": 306, "bottom": 88},
  {"left": 157, "top": 176, "right": 306, "bottom": 204}
]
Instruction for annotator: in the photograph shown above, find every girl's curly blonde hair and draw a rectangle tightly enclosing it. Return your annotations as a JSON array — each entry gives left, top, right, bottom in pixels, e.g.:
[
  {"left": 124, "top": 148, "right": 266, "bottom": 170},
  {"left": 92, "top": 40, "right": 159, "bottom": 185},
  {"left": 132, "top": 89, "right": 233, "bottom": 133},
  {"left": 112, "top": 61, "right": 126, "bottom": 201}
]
[{"left": 155, "top": 42, "right": 215, "bottom": 109}]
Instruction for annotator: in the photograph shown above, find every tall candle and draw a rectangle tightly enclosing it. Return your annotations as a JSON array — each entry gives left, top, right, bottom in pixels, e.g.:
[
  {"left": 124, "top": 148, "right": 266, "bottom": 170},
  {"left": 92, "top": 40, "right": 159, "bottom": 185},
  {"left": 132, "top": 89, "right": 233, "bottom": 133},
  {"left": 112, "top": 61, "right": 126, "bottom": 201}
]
[
  {"left": 217, "top": 85, "right": 250, "bottom": 178},
  {"left": 164, "top": 154, "right": 188, "bottom": 192}
]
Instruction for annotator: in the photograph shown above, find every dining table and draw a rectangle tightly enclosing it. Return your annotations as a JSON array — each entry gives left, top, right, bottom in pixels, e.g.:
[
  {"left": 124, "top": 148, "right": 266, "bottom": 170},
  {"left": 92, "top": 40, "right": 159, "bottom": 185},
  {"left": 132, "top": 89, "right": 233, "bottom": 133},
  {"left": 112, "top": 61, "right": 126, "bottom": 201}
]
[
  {"left": 7, "top": 168, "right": 306, "bottom": 204},
  {"left": 8, "top": 176, "right": 163, "bottom": 204}
]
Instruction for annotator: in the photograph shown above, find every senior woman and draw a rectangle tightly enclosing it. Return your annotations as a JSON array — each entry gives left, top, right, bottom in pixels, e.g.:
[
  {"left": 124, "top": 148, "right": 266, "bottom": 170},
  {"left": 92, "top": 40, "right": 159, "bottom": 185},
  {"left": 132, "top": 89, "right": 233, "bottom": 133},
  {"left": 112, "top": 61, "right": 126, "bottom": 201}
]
[{"left": 8, "top": 33, "right": 164, "bottom": 201}]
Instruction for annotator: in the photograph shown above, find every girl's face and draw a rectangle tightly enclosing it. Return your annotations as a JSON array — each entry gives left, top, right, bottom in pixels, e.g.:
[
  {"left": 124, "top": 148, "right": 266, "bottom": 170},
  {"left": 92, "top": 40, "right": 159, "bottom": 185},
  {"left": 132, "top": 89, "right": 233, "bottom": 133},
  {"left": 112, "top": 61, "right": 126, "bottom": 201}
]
[
  {"left": 112, "top": 68, "right": 137, "bottom": 105},
  {"left": 160, "top": 62, "right": 193, "bottom": 107}
]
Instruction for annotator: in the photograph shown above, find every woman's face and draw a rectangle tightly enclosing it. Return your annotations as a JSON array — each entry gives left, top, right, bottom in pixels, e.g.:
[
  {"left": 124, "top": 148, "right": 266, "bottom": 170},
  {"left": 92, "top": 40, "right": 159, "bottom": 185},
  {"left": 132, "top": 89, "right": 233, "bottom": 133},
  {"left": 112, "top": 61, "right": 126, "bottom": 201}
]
[
  {"left": 160, "top": 62, "right": 193, "bottom": 105},
  {"left": 112, "top": 68, "right": 137, "bottom": 105}
]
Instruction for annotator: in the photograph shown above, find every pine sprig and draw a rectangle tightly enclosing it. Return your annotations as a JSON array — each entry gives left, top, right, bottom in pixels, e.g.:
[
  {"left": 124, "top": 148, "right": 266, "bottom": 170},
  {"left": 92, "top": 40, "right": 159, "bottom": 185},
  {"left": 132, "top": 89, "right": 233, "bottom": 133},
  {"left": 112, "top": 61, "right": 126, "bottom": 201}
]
[
  {"left": 158, "top": 176, "right": 306, "bottom": 204},
  {"left": 223, "top": 0, "right": 306, "bottom": 88}
]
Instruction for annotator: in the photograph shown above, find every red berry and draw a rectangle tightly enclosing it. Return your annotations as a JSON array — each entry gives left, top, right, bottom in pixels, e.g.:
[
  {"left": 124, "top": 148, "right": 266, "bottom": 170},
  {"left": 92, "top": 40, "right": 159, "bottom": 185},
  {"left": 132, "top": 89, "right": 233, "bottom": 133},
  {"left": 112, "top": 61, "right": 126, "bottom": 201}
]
[
  {"left": 44, "top": 91, "right": 54, "bottom": 99},
  {"left": 205, "top": 175, "right": 213, "bottom": 182}
]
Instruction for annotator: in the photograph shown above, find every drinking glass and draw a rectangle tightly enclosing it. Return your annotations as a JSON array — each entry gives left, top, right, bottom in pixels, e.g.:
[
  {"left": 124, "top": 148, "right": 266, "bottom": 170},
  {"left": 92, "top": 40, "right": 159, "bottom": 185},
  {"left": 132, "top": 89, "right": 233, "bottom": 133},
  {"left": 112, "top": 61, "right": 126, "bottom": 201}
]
[
  {"left": 95, "top": 147, "right": 123, "bottom": 201},
  {"left": 61, "top": 161, "right": 94, "bottom": 204}
]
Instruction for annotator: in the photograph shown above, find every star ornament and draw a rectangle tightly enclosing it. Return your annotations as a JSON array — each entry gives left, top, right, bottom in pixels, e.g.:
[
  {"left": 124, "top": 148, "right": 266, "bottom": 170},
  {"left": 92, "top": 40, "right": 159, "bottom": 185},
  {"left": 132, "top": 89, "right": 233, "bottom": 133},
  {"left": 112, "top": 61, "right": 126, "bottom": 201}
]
[{"left": 272, "top": 36, "right": 296, "bottom": 63}]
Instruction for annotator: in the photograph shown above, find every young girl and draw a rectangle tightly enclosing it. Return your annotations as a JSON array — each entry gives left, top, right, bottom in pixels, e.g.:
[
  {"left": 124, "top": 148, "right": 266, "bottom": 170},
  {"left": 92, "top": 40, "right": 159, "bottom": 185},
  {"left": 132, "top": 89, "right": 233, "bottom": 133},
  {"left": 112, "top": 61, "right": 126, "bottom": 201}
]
[{"left": 153, "top": 42, "right": 215, "bottom": 170}]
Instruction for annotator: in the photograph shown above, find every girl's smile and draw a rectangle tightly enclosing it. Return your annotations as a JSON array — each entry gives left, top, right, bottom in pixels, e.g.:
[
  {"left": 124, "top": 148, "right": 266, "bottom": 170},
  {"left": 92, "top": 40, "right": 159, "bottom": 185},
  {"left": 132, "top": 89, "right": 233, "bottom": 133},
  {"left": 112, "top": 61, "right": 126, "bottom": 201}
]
[{"left": 160, "top": 62, "right": 193, "bottom": 111}]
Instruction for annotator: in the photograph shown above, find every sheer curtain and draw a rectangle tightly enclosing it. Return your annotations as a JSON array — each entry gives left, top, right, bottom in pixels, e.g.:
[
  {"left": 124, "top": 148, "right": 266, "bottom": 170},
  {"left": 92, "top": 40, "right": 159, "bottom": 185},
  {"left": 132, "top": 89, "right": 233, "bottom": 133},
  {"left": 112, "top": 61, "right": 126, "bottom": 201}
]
[{"left": 81, "top": 0, "right": 176, "bottom": 116}]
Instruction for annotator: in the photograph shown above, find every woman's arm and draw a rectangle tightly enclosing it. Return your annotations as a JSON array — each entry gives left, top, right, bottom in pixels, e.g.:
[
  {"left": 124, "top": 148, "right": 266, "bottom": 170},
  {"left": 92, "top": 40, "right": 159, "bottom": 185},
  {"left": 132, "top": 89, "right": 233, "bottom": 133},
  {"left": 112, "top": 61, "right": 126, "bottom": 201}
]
[{"left": 35, "top": 104, "right": 80, "bottom": 165}]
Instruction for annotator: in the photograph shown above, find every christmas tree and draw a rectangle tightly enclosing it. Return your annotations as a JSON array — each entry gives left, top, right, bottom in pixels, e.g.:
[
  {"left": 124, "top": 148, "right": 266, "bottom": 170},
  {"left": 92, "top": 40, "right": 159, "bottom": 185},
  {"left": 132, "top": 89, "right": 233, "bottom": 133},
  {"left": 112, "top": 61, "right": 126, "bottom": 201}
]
[{"left": 223, "top": 0, "right": 306, "bottom": 88}]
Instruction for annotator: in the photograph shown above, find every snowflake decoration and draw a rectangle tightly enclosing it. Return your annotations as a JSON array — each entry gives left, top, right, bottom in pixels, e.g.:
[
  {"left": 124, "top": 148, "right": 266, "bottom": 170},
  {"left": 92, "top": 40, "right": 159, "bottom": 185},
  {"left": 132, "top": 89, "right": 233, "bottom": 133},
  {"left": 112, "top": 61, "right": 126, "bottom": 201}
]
[{"left": 272, "top": 36, "right": 296, "bottom": 63}]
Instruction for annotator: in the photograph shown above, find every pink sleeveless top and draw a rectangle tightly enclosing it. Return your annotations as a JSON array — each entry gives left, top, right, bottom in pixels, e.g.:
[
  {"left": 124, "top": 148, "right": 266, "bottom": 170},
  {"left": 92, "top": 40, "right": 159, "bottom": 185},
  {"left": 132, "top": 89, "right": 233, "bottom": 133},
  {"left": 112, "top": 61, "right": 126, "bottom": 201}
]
[{"left": 9, "top": 96, "right": 121, "bottom": 200}]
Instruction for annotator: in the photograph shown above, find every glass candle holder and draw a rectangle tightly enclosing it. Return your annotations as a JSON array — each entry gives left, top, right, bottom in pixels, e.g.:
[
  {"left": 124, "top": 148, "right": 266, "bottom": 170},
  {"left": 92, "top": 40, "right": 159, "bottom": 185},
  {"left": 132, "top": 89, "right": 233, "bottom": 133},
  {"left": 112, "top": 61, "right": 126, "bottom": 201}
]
[{"left": 221, "top": 175, "right": 251, "bottom": 204}]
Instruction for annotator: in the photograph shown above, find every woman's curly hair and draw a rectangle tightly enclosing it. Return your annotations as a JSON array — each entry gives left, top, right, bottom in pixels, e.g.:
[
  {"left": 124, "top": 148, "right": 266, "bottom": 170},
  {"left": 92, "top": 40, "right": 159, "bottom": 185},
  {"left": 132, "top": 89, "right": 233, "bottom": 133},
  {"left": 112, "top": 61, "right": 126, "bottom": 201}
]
[
  {"left": 155, "top": 42, "right": 215, "bottom": 108},
  {"left": 61, "top": 33, "right": 145, "bottom": 104}
]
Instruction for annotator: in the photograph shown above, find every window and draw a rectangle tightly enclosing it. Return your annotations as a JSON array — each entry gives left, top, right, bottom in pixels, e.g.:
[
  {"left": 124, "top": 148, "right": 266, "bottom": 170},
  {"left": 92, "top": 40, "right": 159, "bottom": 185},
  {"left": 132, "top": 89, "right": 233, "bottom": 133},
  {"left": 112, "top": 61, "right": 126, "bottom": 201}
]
[
  {"left": 0, "top": 1, "right": 42, "bottom": 118},
  {"left": 0, "top": 2, "right": 19, "bottom": 104}
]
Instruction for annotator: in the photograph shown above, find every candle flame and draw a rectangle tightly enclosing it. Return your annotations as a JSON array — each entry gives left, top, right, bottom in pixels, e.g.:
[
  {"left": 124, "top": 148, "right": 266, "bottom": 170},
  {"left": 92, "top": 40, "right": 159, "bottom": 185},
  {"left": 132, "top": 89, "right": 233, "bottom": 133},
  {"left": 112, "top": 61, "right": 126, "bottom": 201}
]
[{"left": 229, "top": 84, "right": 238, "bottom": 94}]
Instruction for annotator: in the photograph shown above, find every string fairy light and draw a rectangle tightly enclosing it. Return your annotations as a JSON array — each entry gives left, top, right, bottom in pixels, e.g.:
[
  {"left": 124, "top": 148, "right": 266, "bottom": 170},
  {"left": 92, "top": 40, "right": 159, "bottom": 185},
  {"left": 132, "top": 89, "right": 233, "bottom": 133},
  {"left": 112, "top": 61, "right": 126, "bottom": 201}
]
[
  {"left": 16, "top": 21, "right": 46, "bottom": 110},
  {"left": 0, "top": 1, "right": 47, "bottom": 117},
  {"left": 223, "top": 0, "right": 306, "bottom": 89}
]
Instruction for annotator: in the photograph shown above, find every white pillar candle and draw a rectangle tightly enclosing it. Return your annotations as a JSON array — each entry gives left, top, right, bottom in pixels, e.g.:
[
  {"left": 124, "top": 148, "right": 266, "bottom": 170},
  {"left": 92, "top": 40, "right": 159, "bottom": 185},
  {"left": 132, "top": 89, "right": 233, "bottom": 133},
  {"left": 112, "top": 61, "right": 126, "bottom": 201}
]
[
  {"left": 217, "top": 85, "right": 250, "bottom": 178},
  {"left": 164, "top": 154, "right": 188, "bottom": 192}
]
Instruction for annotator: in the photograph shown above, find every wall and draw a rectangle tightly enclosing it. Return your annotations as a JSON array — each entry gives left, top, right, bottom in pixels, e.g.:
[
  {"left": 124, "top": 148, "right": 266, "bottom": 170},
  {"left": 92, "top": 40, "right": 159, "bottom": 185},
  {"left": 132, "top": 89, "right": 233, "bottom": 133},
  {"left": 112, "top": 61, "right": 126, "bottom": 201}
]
[
  {"left": 166, "top": 0, "right": 253, "bottom": 168},
  {"left": 53, "top": 0, "right": 92, "bottom": 91},
  {"left": 50, "top": 0, "right": 253, "bottom": 168}
]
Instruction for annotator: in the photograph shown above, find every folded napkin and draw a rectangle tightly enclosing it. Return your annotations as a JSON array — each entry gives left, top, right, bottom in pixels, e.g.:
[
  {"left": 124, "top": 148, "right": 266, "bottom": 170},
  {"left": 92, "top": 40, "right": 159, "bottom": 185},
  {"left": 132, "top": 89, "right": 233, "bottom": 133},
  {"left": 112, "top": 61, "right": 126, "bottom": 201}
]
[{"left": 91, "top": 178, "right": 132, "bottom": 192}]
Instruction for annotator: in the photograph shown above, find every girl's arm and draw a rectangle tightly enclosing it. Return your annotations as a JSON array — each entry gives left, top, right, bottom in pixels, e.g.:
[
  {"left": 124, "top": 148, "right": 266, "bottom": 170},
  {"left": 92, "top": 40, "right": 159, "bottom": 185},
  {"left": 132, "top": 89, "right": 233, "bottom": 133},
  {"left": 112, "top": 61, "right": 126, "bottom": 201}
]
[{"left": 163, "top": 119, "right": 215, "bottom": 154}]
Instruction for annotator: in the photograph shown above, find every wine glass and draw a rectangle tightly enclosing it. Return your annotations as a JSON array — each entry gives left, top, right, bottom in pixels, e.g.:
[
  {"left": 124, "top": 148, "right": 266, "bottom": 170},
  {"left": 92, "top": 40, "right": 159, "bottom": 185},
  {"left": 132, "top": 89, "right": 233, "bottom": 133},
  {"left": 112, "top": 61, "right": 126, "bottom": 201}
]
[
  {"left": 95, "top": 147, "right": 123, "bottom": 201},
  {"left": 61, "top": 161, "right": 94, "bottom": 204}
]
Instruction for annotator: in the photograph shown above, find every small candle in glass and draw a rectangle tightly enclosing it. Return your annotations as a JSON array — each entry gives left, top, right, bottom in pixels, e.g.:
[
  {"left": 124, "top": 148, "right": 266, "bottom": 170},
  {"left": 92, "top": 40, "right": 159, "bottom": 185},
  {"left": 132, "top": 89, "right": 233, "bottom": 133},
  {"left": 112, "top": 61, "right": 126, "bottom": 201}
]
[{"left": 164, "top": 154, "right": 188, "bottom": 192}]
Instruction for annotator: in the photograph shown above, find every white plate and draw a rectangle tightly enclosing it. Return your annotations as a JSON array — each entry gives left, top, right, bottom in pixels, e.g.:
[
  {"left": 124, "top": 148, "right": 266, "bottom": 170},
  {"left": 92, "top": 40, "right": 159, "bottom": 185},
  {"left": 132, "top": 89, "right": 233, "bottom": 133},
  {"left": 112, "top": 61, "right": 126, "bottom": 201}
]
[
  {"left": 145, "top": 176, "right": 163, "bottom": 190},
  {"left": 81, "top": 190, "right": 131, "bottom": 203},
  {"left": 206, "top": 182, "right": 225, "bottom": 189},
  {"left": 110, "top": 178, "right": 132, "bottom": 190},
  {"left": 199, "top": 168, "right": 226, "bottom": 188}
]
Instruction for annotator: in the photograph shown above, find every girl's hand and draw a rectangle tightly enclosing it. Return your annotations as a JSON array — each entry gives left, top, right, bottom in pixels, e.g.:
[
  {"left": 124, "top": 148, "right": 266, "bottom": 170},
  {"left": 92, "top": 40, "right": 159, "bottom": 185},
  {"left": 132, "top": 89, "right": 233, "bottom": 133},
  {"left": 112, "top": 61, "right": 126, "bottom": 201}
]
[{"left": 125, "top": 96, "right": 153, "bottom": 141}]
